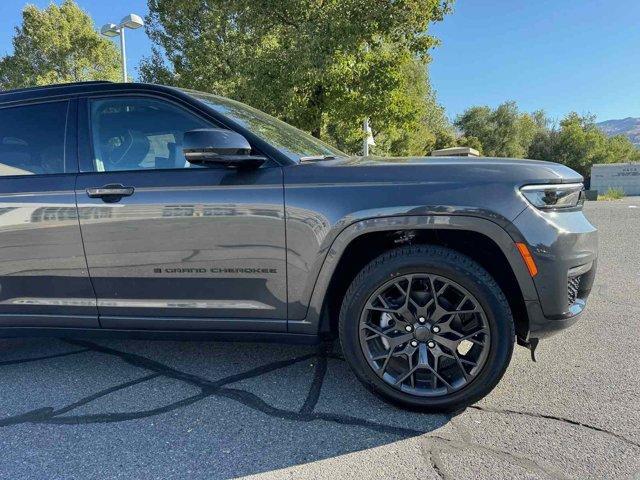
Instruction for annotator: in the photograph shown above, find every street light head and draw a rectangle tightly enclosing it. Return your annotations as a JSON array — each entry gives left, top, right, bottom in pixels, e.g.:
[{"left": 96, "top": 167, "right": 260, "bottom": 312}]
[
  {"left": 100, "top": 23, "right": 120, "bottom": 37},
  {"left": 119, "top": 14, "right": 144, "bottom": 29},
  {"left": 102, "top": 13, "right": 144, "bottom": 83}
]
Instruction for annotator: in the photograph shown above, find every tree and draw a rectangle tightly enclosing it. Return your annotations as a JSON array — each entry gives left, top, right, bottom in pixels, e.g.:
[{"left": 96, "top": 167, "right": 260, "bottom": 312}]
[
  {"left": 528, "top": 112, "right": 640, "bottom": 178},
  {"left": 454, "top": 102, "right": 547, "bottom": 158},
  {"left": 0, "top": 0, "right": 120, "bottom": 90},
  {"left": 456, "top": 135, "right": 484, "bottom": 154},
  {"left": 455, "top": 101, "right": 640, "bottom": 178},
  {"left": 141, "top": 0, "right": 454, "bottom": 156}
]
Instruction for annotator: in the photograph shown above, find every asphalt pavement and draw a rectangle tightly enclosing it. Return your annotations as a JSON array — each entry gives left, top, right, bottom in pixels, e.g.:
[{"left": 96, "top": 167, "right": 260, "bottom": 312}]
[{"left": 0, "top": 198, "right": 638, "bottom": 480}]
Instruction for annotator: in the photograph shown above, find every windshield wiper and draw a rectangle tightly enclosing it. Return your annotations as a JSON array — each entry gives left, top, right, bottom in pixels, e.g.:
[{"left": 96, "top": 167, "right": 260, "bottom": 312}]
[{"left": 299, "top": 155, "right": 338, "bottom": 163}]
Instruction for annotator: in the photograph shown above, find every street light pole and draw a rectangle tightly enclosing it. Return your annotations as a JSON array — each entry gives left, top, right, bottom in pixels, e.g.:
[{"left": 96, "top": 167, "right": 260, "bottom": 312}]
[
  {"left": 100, "top": 14, "right": 144, "bottom": 83},
  {"left": 119, "top": 27, "right": 127, "bottom": 82}
]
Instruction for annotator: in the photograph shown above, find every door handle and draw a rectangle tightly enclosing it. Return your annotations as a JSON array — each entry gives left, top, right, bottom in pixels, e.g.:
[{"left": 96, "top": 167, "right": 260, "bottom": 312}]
[{"left": 86, "top": 184, "right": 135, "bottom": 199}]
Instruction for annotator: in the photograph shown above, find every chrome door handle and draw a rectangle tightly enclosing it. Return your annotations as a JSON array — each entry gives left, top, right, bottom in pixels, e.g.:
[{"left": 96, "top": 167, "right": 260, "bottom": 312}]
[{"left": 86, "top": 184, "right": 135, "bottom": 199}]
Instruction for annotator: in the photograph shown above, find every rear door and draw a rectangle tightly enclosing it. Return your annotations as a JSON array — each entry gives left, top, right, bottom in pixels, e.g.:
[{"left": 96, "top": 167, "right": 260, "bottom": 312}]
[
  {"left": 0, "top": 99, "right": 98, "bottom": 327},
  {"left": 75, "top": 94, "right": 287, "bottom": 331}
]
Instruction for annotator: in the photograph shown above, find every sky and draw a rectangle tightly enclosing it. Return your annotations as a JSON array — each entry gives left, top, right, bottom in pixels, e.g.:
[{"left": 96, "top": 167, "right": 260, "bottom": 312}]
[{"left": 1, "top": 0, "right": 639, "bottom": 123}]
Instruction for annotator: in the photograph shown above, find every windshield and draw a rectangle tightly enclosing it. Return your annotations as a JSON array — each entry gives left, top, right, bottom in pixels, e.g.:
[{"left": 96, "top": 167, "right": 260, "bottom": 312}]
[{"left": 182, "top": 89, "right": 346, "bottom": 162}]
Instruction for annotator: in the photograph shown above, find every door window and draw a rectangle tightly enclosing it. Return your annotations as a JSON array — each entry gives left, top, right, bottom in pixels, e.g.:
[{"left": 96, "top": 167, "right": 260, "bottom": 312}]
[
  {"left": 0, "top": 101, "right": 68, "bottom": 176},
  {"left": 89, "top": 97, "right": 212, "bottom": 172}
]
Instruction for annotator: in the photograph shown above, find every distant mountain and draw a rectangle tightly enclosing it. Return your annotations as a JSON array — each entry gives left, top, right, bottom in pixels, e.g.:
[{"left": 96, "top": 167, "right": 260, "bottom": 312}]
[{"left": 596, "top": 117, "right": 640, "bottom": 146}]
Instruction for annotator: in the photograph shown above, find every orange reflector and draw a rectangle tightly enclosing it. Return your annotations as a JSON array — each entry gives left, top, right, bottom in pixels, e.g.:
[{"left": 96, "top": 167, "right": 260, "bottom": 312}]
[{"left": 516, "top": 242, "right": 538, "bottom": 277}]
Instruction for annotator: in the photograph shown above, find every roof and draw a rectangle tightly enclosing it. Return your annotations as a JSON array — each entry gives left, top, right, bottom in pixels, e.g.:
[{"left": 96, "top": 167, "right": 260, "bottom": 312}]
[
  {"left": 0, "top": 81, "right": 181, "bottom": 105},
  {"left": 0, "top": 80, "right": 113, "bottom": 95}
]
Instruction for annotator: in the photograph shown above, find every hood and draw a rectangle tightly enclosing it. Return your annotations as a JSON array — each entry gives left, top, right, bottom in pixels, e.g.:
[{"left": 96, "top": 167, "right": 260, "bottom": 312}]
[{"left": 308, "top": 155, "right": 583, "bottom": 185}]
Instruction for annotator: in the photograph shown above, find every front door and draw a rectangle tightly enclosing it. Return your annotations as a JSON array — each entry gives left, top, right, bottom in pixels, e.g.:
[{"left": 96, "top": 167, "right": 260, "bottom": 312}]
[
  {"left": 0, "top": 99, "right": 98, "bottom": 327},
  {"left": 75, "top": 95, "right": 287, "bottom": 331}
]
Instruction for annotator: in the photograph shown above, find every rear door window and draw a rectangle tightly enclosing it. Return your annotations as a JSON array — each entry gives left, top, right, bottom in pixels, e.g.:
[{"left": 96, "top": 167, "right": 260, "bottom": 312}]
[{"left": 0, "top": 101, "right": 69, "bottom": 176}]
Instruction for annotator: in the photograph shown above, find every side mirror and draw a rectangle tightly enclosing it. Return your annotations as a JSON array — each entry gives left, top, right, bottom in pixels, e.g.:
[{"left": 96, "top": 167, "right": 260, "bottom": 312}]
[{"left": 183, "top": 129, "right": 266, "bottom": 169}]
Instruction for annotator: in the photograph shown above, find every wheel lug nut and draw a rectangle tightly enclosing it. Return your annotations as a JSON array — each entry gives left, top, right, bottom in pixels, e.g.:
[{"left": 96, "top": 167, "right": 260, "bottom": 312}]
[
  {"left": 418, "top": 317, "right": 426, "bottom": 323},
  {"left": 405, "top": 325, "right": 413, "bottom": 332},
  {"left": 427, "top": 341, "right": 436, "bottom": 348},
  {"left": 410, "top": 340, "right": 418, "bottom": 347},
  {"left": 432, "top": 326, "right": 440, "bottom": 333}
]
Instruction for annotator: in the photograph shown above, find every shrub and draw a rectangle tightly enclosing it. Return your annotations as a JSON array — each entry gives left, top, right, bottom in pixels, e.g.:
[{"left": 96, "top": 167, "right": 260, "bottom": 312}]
[{"left": 597, "top": 187, "right": 625, "bottom": 200}]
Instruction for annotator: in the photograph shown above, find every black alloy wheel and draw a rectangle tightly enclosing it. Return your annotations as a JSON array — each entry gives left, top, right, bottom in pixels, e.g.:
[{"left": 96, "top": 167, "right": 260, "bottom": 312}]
[
  {"left": 359, "top": 273, "right": 490, "bottom": 397},
  {"left": 339, "top": 245, "right": 514, "bottom": 411}
]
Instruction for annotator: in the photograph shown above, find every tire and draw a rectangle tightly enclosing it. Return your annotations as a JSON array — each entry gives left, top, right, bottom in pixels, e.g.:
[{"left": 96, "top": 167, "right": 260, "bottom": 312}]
[{"left": 339, "top": 245, "right": 514, "bottom": 412}]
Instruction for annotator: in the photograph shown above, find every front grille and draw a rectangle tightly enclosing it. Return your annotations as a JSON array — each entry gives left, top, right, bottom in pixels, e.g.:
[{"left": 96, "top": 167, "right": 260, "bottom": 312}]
[{"left": 568, "top": 275, "right": 582, "bottom": 304}]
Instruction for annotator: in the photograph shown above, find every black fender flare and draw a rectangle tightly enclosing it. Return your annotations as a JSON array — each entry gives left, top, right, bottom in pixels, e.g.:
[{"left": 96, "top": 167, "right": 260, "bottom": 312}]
[{"left": 288, "top": 214, "right": 538, "bottom": 334}]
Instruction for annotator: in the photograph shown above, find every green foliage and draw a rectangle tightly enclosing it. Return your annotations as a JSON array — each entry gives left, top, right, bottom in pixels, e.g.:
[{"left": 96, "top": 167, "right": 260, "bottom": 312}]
[
  {"left": 598, "top": 187, "right": 625, "bottom": 200},
  {"left": 528, "top": 112, "right": 640, "bottom": 178},
  {"left": 454, "top": 102, "right": 546, "bottom": 158},
  {"left": 456, "top": 102, "right": 640, "bottom": 178},
  {"left": 142, "top": 0, "right": 454, "bottom": 156},
  {"left": 0, "top": 0, "right": 120, "bottom": 89},
  {"left": 455, "top": 135, "right": 483, "bottom": 154}
]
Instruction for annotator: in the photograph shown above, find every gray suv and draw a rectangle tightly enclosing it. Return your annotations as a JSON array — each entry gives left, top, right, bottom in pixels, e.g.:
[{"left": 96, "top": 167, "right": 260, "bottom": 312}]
[{"left": 0, "top": 82, "right": 597, "bottom": 411}]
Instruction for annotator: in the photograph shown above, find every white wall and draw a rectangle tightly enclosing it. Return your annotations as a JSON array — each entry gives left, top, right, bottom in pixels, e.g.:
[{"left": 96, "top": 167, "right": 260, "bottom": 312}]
[{"left": 590, "top": 163, "right": 640, "bottom": 196}]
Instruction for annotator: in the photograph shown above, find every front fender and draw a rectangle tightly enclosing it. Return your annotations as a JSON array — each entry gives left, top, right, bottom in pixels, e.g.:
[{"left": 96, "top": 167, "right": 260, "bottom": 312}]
[{"left": 288, "top": 214, "right": 538, "bottom": 334}]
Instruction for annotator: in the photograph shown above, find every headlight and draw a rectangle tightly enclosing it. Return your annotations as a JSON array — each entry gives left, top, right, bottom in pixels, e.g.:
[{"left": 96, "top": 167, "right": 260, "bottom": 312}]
[{"left": 520, "top": 183, "right": 584, "bottom": 210}]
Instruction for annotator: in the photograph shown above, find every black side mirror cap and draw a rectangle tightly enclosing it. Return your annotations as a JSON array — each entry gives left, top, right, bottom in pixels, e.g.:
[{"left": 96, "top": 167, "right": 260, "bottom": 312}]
[{"left": 183, "top": 129, "right": 266, "bottom": 168}]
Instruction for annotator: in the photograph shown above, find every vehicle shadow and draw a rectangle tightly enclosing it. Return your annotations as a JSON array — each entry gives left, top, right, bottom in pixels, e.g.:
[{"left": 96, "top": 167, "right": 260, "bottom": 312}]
[{"left": 0, "top": 337, "right": 451, "bottom": 478}]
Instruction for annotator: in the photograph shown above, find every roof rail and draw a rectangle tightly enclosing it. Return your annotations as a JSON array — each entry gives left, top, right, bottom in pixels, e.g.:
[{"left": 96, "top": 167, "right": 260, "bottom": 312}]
[{"left": 0, "top": 80, "right": 114, "bottom": 95}]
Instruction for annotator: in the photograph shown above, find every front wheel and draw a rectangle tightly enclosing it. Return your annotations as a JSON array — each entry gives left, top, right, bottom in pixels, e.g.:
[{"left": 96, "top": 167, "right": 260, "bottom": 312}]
[{"left": 339, "top": 245, "right": 515, "bottom": 411}]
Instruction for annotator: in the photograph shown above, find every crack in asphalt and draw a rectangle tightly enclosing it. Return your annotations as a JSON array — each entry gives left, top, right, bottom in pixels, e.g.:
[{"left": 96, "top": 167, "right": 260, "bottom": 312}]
[
  {"left": 0, "top": 348, "right": 90, "bottom": 367},
  {"left": 423, "top": 435, "right": 572, "bottom": 480},
  {"left": 433, "top": 416, "right": 575, "bottom": 480},
  {"left": 0, "top": 340, "right": 422, "bottom": 437},
  {"left": 299, "top": 343, "right": 329, "bottom": 415},
  {"left": 0, "top": 339, "right": 637, "bottom": 479},
  {"left": 52, "top": 373, "right": 162, "bottom": 418},
  {"left": 468, "top": 405, "right": 640, "bottom": 449},
  {"left": 427, "top": 446, "right": 447, "bottom": 480},
  {"left": 325, "top": 352, "right": 640, "bottom": 451}
]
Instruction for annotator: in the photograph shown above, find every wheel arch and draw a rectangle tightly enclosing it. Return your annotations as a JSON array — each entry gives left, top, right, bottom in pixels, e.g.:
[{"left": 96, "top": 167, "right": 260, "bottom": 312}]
[{"left": 289, "top": 215, "right": 538, "bottom": 343}]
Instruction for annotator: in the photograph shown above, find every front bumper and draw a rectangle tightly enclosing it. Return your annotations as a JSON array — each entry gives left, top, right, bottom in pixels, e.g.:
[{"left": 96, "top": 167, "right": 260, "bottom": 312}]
[{"left": 512, "top": 205, "right": 598, "bottom": 340}]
